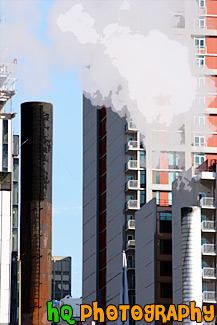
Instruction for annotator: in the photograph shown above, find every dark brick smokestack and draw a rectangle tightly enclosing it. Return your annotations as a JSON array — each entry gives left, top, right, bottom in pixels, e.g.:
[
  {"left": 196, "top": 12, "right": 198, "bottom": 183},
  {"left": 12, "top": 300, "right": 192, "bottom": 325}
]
[{"left": 20, "top": 102, "right": 53, "bottom": 325}]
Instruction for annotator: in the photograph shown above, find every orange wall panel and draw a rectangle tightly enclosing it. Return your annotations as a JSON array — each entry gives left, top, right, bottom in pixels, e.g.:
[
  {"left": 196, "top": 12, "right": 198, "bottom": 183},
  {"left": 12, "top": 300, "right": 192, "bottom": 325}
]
[
  {"left": 206, "top": 153, "right": 217, "bottom": 160},
  {"left": 206, "top": 76, "right": 217, "bottom": 88},
  {"left": 206, "top": 56, "right": 217, "bottom": 69},
  {"left": 160, "top": 192, "right": 168, "bottom": 206},
  {"left": 206, "top": 0, "right": 217, "bottom": 15},
  {"left": 207, "top": 115, "right": 217, "bottom": 131},
  {"left": 207, "top": 134, "right": 217, "bottom": 147},
  {"left": 206, "top": 37, "right": 217, "bottom": 54},
  {"left": 160, "top": 171, "right": 168, "bottom": 184},
  {"left": 207, "top": 95, "right": 217, "bottom": 108},
  {"left": 206, "top": 17, "right": 217, "bottom": 30},
  {"left": 160, "top": 153, "right": 168, "bottom": 169}
]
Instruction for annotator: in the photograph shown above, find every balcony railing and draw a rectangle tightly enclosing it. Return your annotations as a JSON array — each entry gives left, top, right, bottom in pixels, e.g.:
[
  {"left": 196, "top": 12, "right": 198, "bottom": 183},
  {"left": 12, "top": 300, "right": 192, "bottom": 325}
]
[
  {"left": 196, "top": 46, "right": 207, "bottom": 55},
  {"left": 125, "top": 180, "right": 140, "bottom": 191},
  {"left": 127, "top": 260, "right": 135, "bottom": 269},
  {"left": 125, "top": 200, "right": 139, "bottom": 210},
  {"left": 125, "top": 141, "right": 139, "bottom": 151},
  {"left": 126, "top": 239, "right": 135, "bottom": 250},
  {"left": 202, "top": 244, "right": 217, "bottom": 255},
  {"left": 125, "top": 121, "right": 137, "bottom": 132},
  {"left": 199, "top": 7, "right": 207, "bottom": 15},
  {"left": 200, "top": 197, "right": 215, "bottom": 208},
  {"left": 125, "top": 220, "right": 135, "bottom": 230},
  {"left": 201, "top": 220, "right": 216, "bottom": 231},
  {"left": 203, "top": 291, "right": 217, "bottom": 303},
  {"left": 125, "top": 160, "right": 140, "bottom": 171},
  {"left": 202, "top": 267, "right": 217, "bottom": 279}
]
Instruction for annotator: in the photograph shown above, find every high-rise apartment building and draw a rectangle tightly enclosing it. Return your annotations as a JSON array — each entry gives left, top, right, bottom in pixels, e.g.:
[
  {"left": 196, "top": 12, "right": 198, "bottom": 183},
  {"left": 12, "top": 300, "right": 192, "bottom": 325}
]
[
  {"left": 0, "top": 56, "right": 19, "bottom": 324},
  {"left": 52, "top": 256, "right": 72, "bottom": 301},
  {"left": 82, "top": 0, "right": 217, "bottom": 322},
  {"left": 172, "top": 159, "right": 217, "bottom": 324}
]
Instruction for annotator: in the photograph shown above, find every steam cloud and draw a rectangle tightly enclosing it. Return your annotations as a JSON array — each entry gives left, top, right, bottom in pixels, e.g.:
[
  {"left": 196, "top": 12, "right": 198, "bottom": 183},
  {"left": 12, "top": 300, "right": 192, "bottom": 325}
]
[
  {"left": 4, "top": 0, "right": 217, "bottom": 138},
  {"left": 56, "top": 1, "right": 197, "bottom": 126}
]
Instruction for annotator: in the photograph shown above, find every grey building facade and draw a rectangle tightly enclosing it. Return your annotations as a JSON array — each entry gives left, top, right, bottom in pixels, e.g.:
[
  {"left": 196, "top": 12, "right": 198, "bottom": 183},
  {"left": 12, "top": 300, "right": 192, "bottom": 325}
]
[{"left": 52, "top": 256, "right": 72, "bottom": 301}]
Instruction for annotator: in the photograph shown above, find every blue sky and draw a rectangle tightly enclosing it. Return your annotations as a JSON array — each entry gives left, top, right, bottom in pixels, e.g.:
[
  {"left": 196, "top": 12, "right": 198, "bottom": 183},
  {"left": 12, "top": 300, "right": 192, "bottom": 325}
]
[{"left": 5, "top": 0, "right": 83, "bottom": 297}]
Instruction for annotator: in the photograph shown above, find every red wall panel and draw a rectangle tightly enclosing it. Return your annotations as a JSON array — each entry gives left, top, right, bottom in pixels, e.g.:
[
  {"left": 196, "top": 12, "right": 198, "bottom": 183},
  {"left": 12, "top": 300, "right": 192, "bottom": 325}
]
[{"left": 206, "top": 0, "right": 217, "bottom": 15}]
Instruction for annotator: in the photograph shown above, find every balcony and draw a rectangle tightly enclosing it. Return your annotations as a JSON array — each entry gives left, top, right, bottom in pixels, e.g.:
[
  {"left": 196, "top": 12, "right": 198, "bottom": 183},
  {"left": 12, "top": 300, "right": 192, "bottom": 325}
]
[
  {"left": 125, "top": 141, "right": 140, "bottom": 151},
  {"left": 125, "top": 180, "right": 141, "bottom": 191},
  {"left": 125, "top": 160, "right": 140, "bottom": 171},
  {"left": 196, "top": 46, "right": 207, "bottom": 55},
  {"left": 203, "top": 291, "right": 217, "bottom": 303},
  {"left": 196, "top": 171, "right": 216, "bottom": 180},
  {"left": 125, "top": 220, "right": 135, "bottom": 231},
  {"left": 202, "top": 267, "right": 217, "bottom": 279},
  {"left": 199, "top": 7, "right": 207, "bottom": 15},
  {"left": 126, "top": 239, "right": 135, "bottom": 250},
  {"left": 202, "top": 244, "right": 217, "bottom": 255},
  {"left": 125, "top": 122, "right": 137, "bottom": 133},
  {"left": 200, "top": 197, "right": 215, "bottom": 209},
  {"left": 125, "top": 200, "right": 139, "bottom": 211},
  {"left": 127, "top": 260, "right": 135, "bottom": 270},
  {"left": 201, "top": 220, "right": 216, "bottom": 232}
]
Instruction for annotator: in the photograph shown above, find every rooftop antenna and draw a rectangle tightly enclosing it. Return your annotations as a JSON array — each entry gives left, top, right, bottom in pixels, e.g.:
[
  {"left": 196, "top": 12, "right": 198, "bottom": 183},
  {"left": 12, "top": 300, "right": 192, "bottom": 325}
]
[{"left": 0, "top": 0, "right": 17, "bottom": 113}]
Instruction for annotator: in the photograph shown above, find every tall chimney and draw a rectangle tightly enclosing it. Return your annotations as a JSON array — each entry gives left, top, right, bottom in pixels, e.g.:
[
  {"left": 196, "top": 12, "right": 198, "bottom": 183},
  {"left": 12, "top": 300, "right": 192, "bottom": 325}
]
[{"left": 20, "top": 102, "right": 53, "bottom": 324}]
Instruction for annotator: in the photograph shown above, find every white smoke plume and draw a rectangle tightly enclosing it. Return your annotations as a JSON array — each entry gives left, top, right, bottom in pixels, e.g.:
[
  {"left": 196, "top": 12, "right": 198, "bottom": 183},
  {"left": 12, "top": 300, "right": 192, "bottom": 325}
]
[
  {"left": 51, "top": 0, "right": 199, "bottom": 127},
  {"left": 4, "top": 0, "right": 217, "bottom": 137}
]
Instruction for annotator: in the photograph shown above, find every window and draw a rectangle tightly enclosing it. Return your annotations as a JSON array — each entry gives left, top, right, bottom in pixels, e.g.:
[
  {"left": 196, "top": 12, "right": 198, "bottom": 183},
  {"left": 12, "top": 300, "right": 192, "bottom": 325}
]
[
  {"left": 199, "top": 0, "right": 205, "bottom": 8},
  {"left": 194, "top": 153, "right": 205, "bottom": 166},
  {"left": 3, "top": 120, "right": 8, "bottom": 144},
  {"left": 127, "top": 215, "right": 134, "bottom": 221},
  {"left": 140, "top": 190, "right": 146, "bottom": 207},
  {"left": 168, "top": 172, "right": 175, "bottom": 185},
  {"left": 153, "top": 171, "right": 160, "bottom": 184},
  {"left": 197, "top": 77, "right": 205, "bottom": 88},
  {"left": 160, "top": 283, "right": 172, "bottom": 298},
  {"left": 198, "top": 96, "right": 206, "bottom": 105},
  {"left": 195, "top": 37, "right": 205, "bottom": 48},
  {"left": 12, "top": 207, "right": 18, "bottom": 228},
  {"left": 156, "top": 191, "right": 160, "bottom": 205},
  {"left": 194, "top": 116, "right": 205, "bottom": 126},
  {"left": 198, "top": 17, "right": 206, "bottom": 28},
  {"left": 168, "top": 192, "right": 172, "bottom": 206},
  {"left": 2, "top": 144, "right": 8, "bottom": 171},
  {"left": 141, "top": 170, "right": 146, "bottom": 188},
  {"left": 140, "top": 151, "right": 145, "bottom": 166},
  {"left": 194, "top": 135, "right": 205, "bottom": 147},
  {"left": 12, "top": 229, "right": 18, "bottom": 251},
  {"left": 160, "top": 212, "right": 172, "bottom": 233},
  {"left": 168, "top": 152, "right": 185, "bottom": 170},
  {"left": 160, "top": 261, "right": 172, "bottom": 276},
  {"left": 13, "top": 183, "right": 19, "bottom": 205},
  {"left": 13, "top": 158, "right": 19, "bottom": 182},
  {"left": 160, "top": 240, "right": 172, "bottom": 255},
  {"left": 202, "top": 285, "right": 207, "bottom": 292},
  {"left": 197, "top": 56, "right": 205, "bottom": 67},
  {"left": 199, "top": 192, "right": 206, "bottom": 199},
  {"left": 168, "top": 152, "right": 175, "bottom": 167}
]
